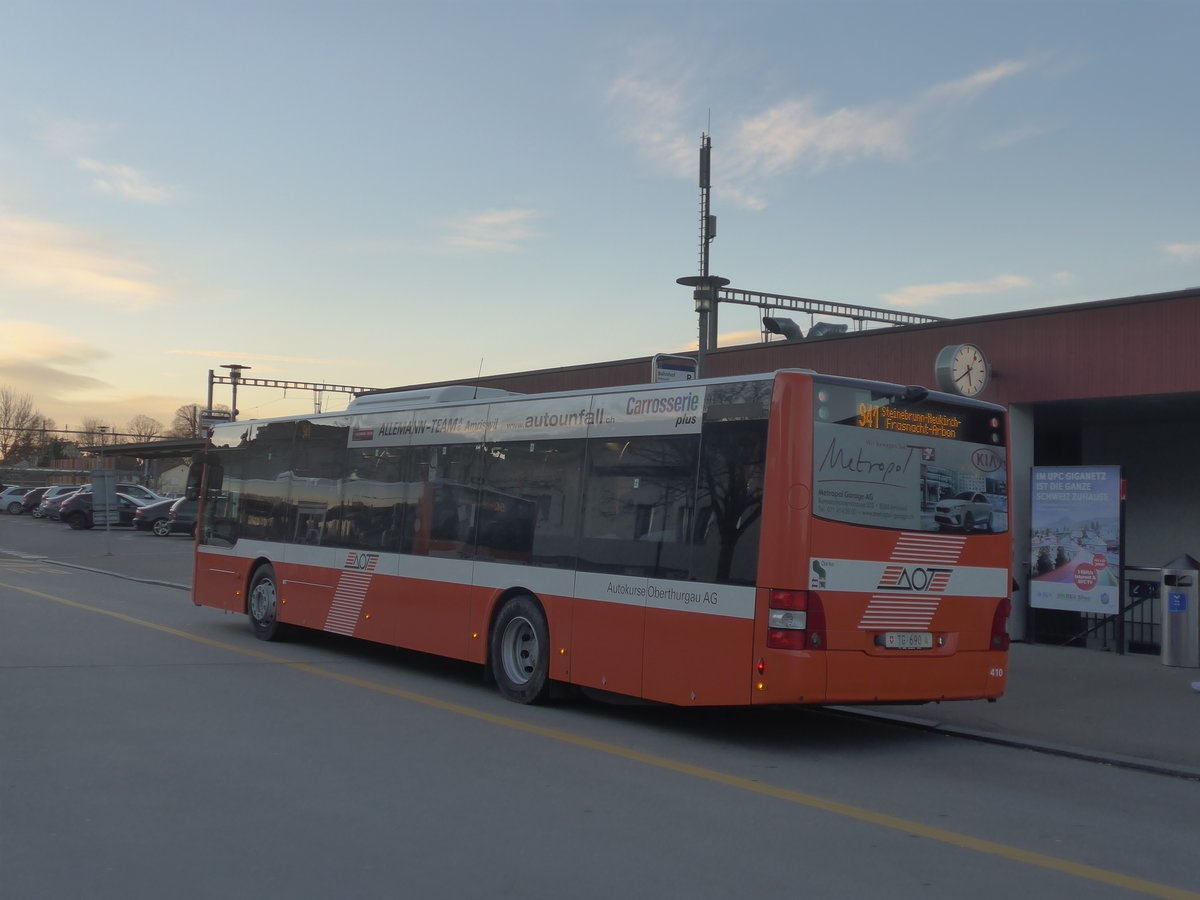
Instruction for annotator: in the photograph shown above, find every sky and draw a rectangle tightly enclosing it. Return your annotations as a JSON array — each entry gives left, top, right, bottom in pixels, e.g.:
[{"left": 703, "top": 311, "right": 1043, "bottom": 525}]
[{"left": 1, "top": 0, "right": 1198, "bottom": 433}]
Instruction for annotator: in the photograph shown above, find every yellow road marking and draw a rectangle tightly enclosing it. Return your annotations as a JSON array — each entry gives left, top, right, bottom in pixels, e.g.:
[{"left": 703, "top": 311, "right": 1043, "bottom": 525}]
[
  {"left": 6, "top": 579, "right": 1199, "bottom": 900},
  {"left": 0, "top": 560, "right": 69, "bottom": 575}
]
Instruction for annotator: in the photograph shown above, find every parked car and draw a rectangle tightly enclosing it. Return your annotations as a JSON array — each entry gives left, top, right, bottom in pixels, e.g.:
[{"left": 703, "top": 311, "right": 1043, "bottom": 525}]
[
  {"left": 934, "top": 491, "right": 994, "bottom": 532},
  {"left": 133, "top": 497, "right": 176, "bottom": 534},
  {"left": 34, "top": 485, "right": 86, "bottom": 519},
  {"left": 69, "top": 483, "right": 166, "bottom": 505},
  {"left": 164, "top": 497, "right": 198, "bottom": 536},
  {"left": 20, "top": 486, "right": 50, "bottom": 515},
  {"left": 0, "top": 486, "right": 33, "bottom": 515},
  {"left": 59, "top": 492, "right": 145, "bottom": 530}
]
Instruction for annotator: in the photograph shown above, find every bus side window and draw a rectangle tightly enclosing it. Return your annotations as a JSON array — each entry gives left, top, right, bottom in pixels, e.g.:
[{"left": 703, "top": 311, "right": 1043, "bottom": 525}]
[
  {"left": 579, "top": 434, "right": 698, "bottom": 579},
  {"left": 329, "top": 448, "right": 411, "bottom": 552},
  {"left": 411, "top": 444, "right": 482, "bottom": 560},
  {"left": 480, "top": 439, "right": 584, "bottom": 568},
  {"left": 691, "top": 420, "right": 767, "bottom": 585}
]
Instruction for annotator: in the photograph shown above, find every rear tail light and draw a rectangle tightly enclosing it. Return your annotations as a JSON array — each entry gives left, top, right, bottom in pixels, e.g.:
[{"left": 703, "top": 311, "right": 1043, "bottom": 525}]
[
  {"left": 990, "top": 598, "right": 1011, "bottom": 651},
  {"left": 767, "top": 590, "right": 826, "bottom": 650}
]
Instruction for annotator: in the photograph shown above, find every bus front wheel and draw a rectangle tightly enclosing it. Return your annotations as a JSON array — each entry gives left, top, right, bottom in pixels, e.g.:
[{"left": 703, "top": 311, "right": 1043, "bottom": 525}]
[
  {"left": 247, "top": 565, "right": 284, "bottom": 641},
  {"left": 490, "top": 595, "right": 550, "bottom": 704}
]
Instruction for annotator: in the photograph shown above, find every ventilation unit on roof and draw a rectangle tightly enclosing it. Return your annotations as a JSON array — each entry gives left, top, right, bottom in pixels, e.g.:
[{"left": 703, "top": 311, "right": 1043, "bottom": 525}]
[{"left": 347, "top": 385, "right": 520, "bottom": 409}]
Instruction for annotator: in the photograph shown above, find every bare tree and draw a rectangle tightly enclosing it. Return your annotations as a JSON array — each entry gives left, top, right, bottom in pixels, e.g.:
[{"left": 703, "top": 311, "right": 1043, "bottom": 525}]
[
  {"left": 169, "top": 404, "right": 201, "bottom": 438},
  {"left": 169, "top": 403, "right": 230, "bottom": 438},
  {"left": 126, "top": 414, "right": 163, "bottom": 441},
  {"left": 80, "top": 417, "right": 116, "bottom": 447},
  {"left": 0, "top": 388, "right": 40, "bottom": 461}
]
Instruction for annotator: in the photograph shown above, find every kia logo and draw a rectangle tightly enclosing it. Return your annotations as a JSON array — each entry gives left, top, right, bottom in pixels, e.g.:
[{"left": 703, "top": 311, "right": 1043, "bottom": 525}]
[{"left": 972, "top": 448, "right": 1003, "bottom": 472}]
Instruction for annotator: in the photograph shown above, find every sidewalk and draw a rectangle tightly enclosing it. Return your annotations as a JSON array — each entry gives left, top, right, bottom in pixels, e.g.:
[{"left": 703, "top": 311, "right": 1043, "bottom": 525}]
[
  {"left": 39, "top": 540, "right": 1200, "bottom": 778},
  {"left": 859, "top": 641, "right": 1200, "bottom": 777}
]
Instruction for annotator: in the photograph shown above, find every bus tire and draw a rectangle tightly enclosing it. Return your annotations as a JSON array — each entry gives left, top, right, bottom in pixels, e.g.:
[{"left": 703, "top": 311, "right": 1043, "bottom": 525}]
[
  {"left": 490, "top": 594, "right": 550, "bottom": 704},
  {"left": 247, "top": 565, "right": 285, "bottom": 642}
]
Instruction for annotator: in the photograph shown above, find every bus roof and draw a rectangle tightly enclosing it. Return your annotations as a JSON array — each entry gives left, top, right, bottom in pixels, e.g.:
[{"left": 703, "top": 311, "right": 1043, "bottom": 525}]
[{"left": 222, "top": 368, "right": 998, "bottom": 429}]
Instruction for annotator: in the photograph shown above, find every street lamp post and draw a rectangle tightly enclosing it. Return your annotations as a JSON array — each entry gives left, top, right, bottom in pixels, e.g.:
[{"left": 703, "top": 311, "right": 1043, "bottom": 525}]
[{"left": 221, "top": 364, "right": 251, "bottom": 422}]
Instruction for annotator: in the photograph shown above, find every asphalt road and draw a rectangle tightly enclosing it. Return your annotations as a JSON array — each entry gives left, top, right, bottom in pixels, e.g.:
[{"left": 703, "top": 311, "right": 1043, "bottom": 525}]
[{"left": 2, "top": 522, "right": 1199, "bottom": 899}]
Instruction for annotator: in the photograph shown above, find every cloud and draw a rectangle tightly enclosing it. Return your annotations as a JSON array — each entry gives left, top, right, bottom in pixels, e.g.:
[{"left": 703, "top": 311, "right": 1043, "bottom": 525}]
[
  {"left": 726, "top": 98, "right": 908, "bottom": 180},
  {"left": 667, "top": 328, "right": 763, "bottom": 353},
  {"left": 607, "top": 55, "right": 1033, "bottom": 208},
  {"left": 0, "top": 322, "right": 112, "bottom": 417},
  {"left": 1164, "top": 242, "right": 1200, "bottom": 262},
  {"left": 0, "top": 320, "right": 101, "bottom": 364},
  {"left": 76, "top": 157, "right": 179, "bottom": 203},
  {"left": 439, "top": 208, "right": 543, "bottom": 252},
  {"left": 714, "top": 184, "right": 768, "bottom": 212},
  {"left": 605, "top": 64, "right": 696, "bottom": 178},
  {"left": 0, "top": 359, "right": 108, "bottom": 394},
  {"left": 918, "top": 60, "right": 1031, "bottom": 106},
  {"left": 33, "top": 115, "right": 180, "bottom": 203},
  {"left": 0, "top": 211, "right": 165, "bottom": 309},
  {"left": 882, "top": 274, "right": 1032, "bottom": 308}
]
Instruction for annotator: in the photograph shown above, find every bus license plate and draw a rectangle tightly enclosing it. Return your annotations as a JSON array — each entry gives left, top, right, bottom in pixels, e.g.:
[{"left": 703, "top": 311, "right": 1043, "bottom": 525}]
[{"left": 884, "top": 632, "right": 934, "bottom": 650}]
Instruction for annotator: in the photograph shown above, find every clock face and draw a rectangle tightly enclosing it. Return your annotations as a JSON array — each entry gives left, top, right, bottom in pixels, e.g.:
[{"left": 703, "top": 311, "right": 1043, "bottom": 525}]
[
  {"left": 949, "top": 344, "right": 988, "bottom": 396},
  {"left": 935, "top": 343, "right": 990, "bottom": 396}
]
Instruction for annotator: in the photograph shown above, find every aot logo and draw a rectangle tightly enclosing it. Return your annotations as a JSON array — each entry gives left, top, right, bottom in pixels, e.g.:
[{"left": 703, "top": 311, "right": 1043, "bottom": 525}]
[
  {"left": 877, "top": 565, "right": 953, "bottom": 593},
  {"left": 344, "top": 552, "right": 379, "bottom": 571},
  {"left": 971, "top": 448, "right": 1004, "bottom": 472}
]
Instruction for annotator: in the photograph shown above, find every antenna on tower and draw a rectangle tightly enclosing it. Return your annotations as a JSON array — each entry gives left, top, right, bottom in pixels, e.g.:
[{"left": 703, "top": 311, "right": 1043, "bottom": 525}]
[
  {"left": 677, "top": 132, "right": 728, "bottom": 379},
  {"left": 698, "top": 132, "right": 715, "bottom": 279},
  {"left": 697, "top": 132, "right": 721, "bottom": 354}
]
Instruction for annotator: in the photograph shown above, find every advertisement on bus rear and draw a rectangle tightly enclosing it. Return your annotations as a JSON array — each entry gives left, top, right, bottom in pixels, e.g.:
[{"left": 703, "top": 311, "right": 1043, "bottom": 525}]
[{"left": 811, "top": 382, "right": 1008, "bottom": 534}]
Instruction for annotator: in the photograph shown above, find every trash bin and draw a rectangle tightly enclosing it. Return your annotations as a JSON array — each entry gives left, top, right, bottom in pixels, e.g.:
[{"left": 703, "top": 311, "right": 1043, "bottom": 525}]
[{"left": 1161, "top": 554, "right": 1200, "bottom": 667}]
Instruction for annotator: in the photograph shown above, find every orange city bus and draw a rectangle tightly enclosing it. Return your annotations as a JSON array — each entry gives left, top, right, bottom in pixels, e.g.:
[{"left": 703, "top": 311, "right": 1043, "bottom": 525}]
[{"left": 189, "top": 369, "right": 1011, "bottom": 706}]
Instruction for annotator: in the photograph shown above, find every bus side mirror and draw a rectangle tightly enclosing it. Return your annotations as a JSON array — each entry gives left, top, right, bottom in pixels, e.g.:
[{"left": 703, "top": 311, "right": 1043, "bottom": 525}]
[{"left": 185, "top": 454, "right": 208, "bottom": 501}]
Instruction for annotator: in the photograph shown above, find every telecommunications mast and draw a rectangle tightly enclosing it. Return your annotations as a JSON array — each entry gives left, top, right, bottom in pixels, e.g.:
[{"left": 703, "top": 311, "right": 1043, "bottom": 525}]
[{"left": 676, "top": 132, "right": 728, "bottom": 378}]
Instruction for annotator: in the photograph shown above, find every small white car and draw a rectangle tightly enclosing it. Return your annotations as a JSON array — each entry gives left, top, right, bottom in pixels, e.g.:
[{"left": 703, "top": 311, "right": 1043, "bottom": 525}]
[
  {"left": 934, "top": 491, "right": 994, "bottom": 532},
  {"left": 0, "top": 486, "right": 32, "bottom": 515}
]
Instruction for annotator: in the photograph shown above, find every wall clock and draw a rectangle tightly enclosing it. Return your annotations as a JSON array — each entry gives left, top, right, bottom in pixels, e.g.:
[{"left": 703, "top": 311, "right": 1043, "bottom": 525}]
[{"left": 934, "top": 343, "right": 990, "bottom": 397}]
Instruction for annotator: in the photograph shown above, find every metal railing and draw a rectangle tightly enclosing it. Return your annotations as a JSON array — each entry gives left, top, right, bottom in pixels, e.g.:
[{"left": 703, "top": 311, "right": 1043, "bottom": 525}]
[{"left": 1032, "top": 566, "right": 1161, "bottom": 654}]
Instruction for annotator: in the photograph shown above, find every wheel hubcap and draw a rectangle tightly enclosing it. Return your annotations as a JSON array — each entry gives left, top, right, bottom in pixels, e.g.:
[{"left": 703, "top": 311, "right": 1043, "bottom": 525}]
[
  {"left": 249, "top": 579, "right": 277, "bottom": 625},
  {"left": 499, "top": 615, "right": 539, "bottom": 686}
]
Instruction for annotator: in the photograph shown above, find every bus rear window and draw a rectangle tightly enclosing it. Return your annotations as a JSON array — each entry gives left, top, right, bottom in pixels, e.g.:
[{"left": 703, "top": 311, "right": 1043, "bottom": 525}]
[{"left": 811, "top": 380, "right": 1007, "bottom": 533}]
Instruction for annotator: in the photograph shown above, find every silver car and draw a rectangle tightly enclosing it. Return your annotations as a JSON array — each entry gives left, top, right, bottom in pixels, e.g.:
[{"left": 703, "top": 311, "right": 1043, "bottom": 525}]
[{"left": 34, "top": 485, "right": 85, "bottom": 519}]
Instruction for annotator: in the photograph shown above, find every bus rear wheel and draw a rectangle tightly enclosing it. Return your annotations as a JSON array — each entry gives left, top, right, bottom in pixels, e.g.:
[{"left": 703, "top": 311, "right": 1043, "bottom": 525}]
[
  {"left": 248, "top": 565, "right": 284, "bottom": 641},
  {"left": 490, "top": 594, "right": 550, "bottom": 704}
]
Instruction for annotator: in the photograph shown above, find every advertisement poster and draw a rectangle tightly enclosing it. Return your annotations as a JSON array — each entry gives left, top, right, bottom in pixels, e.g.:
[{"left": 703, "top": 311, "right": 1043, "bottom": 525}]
[
  {"left": 1030, "top": 466, "right": 1122, "bottom": 613},
  {"left": 811, "top": 419, "right": 1008, "bottom": 533}
]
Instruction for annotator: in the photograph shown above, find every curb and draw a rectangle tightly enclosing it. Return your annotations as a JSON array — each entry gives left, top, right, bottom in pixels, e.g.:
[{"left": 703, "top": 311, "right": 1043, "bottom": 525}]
[
  {"left": 46, "top": 558, "right": 191, "bottom": 592},
  {"left": 825, "top": 706, "right": 1200, "bottom": 782}
]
